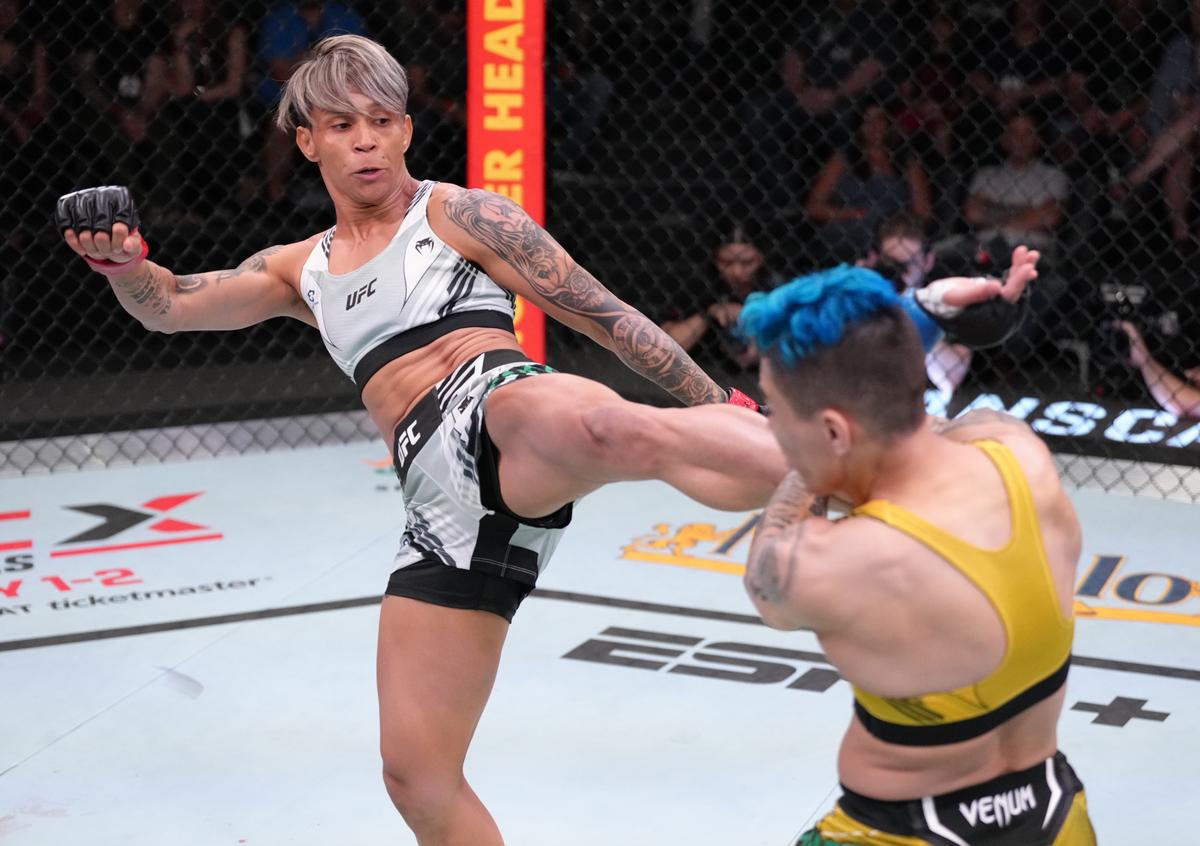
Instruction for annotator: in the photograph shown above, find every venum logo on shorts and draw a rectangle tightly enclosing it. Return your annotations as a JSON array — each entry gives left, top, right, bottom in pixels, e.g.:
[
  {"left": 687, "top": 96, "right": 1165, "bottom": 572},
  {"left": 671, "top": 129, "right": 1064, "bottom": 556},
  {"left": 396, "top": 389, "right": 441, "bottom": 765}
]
[
  {"left": 345, "top": 278, "right": 378, "bottom": 310},
  {"left": 959, "top": 785, "right": 1037, "bottom": 828},
  {"left": 415, "top": 237, "right": 434, "bottom": 254}
]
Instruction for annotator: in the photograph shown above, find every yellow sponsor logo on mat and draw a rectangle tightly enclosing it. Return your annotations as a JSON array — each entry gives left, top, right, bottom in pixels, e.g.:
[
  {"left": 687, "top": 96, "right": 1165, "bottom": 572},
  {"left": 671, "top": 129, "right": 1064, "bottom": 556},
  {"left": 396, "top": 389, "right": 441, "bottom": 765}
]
[{"left": 622, "top": 519, "right": 1200, "bottom": 628}]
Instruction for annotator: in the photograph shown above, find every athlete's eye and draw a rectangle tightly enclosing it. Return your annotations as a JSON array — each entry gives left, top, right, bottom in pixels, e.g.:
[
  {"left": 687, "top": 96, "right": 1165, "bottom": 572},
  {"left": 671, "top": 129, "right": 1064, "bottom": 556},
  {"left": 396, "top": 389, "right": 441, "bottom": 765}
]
[{"left": 375, "top": 117, "right": 391, "bottom": 126}]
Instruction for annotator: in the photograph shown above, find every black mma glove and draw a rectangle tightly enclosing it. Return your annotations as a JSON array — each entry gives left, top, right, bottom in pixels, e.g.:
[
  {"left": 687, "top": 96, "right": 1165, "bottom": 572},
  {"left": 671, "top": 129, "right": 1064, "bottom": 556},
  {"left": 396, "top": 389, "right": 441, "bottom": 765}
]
[
  {"left": 913, "top": 273, "right": 1029, "bottom": 349},
  {"left": 56, "top": 186, "right": 150, "bottom": 275}
]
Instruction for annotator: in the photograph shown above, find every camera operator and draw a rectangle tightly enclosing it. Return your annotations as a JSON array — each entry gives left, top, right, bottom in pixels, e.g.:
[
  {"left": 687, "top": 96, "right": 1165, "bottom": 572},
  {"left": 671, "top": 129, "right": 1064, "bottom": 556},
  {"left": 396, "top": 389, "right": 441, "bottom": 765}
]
[{"left": 860, "top": 212, "right": 973, "bottom": 397}]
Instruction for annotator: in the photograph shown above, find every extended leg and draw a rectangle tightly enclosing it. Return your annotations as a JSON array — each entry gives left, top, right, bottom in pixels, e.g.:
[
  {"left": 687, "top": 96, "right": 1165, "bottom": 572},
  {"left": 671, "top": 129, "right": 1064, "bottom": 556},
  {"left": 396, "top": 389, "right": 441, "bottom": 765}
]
[{"left": 484, "top": 373, "right": 787, "bottom": 519}]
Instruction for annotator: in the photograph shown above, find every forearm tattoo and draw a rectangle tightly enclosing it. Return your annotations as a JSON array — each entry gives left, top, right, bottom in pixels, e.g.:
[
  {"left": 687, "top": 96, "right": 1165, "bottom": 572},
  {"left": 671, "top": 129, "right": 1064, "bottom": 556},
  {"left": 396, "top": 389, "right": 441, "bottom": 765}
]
[
  {"left": 174, "top": 245, "right": 284, "bottom": 294},
  {"left": 443, "top": 188, "right": 725, "bottom": 405},
  {"left": 745, "top": 473, "right": 822, "bottom": 605},
  {"left": 115, "top": 263, "right": 173, "bottom": 317},
  {"left": 112, "top": 245, "right": 287, "bottom": 320}
]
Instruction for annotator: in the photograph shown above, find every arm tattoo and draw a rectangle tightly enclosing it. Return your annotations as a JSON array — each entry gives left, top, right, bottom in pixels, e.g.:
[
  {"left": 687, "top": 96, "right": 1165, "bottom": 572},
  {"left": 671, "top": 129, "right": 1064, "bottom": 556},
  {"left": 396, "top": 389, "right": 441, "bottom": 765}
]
[
  {"left": 113, "top": 264, "right": 172, "bottom": 317},
  {"left": 443, "top": 189, "right": 725, "bottom": 405},
  {"left": 175, "top": 245, "right": 284, "bottom": 295},
  {"left": 111, "top": 245, "right": 285, "bottom": 322},
  {"left": 745, "top": 473, "right": 820, "bottom": 606}
]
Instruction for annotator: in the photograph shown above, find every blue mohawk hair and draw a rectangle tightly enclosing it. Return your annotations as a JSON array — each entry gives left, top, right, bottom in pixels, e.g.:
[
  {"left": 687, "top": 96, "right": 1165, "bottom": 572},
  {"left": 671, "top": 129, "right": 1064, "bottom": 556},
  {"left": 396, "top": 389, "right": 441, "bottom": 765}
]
[{"left": 738, "top": 265, "right": 900, "bottom": 366}]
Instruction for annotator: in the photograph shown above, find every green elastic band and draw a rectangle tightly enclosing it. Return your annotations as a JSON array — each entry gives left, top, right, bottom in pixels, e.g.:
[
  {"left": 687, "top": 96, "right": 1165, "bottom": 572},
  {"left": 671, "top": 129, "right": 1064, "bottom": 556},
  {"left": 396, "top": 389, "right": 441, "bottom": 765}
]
[{"left": 485, "top": 363, "right": 556, "bottom": 392}]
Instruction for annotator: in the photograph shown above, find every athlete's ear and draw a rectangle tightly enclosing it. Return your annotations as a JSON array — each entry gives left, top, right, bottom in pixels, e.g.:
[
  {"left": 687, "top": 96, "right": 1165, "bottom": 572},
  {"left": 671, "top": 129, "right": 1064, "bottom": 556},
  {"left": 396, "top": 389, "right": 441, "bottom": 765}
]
[
  {"left": 402, "top": 114, "right": 413, "bottom": 153},
  {"left": 822, "top": 409, "right": 854, "bottom": 457},
  {"left": 296, "top": 126, "right": 318, "bottom": 162}
]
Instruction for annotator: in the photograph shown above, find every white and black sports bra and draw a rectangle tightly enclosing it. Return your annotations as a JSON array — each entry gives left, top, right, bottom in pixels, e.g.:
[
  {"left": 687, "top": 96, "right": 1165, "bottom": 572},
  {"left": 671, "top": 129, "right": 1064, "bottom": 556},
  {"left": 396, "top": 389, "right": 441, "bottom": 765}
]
[{"left": 299, "top": 180, "right": 517, "bottom": 390}]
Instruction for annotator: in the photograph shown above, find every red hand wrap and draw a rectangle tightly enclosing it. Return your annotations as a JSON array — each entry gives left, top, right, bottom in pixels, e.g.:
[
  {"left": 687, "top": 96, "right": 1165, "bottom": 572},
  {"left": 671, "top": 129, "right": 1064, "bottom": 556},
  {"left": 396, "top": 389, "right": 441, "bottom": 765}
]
[
  {"left": 84, "top": 233, "right": 150, "bottom": 276},
  {"left": 726, "top": 388, "right": 761, "bottom": 413}
]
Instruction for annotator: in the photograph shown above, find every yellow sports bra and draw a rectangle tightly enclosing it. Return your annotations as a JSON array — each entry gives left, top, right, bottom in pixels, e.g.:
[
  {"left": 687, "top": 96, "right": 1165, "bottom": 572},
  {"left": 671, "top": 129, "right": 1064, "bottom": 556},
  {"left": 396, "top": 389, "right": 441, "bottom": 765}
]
[{"left": 849, "top": 440, "right": 1074, "bottom": 746}]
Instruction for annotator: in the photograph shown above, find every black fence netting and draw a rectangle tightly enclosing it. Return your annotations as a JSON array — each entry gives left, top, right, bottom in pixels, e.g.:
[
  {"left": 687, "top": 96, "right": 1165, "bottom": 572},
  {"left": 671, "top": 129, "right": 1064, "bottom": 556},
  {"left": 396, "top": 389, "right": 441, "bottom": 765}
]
[{"left": 2, "top": 0, "right": 1199, "bottom": 499}]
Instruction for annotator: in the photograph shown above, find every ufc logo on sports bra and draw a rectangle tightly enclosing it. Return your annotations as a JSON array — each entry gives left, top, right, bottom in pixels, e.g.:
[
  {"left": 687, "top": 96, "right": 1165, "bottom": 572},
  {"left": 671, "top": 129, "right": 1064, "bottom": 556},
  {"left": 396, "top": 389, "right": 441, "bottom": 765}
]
[
  {"left": 346, "top": 278, "right": 378, "bottom": 310},
  {"left": 395, "top": 421, "right": 423, "bottom": 466}
]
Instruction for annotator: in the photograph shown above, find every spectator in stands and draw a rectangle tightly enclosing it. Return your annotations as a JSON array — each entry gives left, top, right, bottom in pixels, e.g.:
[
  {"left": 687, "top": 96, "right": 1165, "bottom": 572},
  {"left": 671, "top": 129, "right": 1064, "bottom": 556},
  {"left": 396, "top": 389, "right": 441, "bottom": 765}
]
[
  {"left": 895, "top": 12, "right": 963, "bottom": 160},
  {"left": 402, "top": 0, "right": 468, "bottom": 181},
  {"left": 805, "top": 103, "right": 931, "bottom": 262},
  {"left": 746, "top": 0, "right": 903, "bottom": 207},
  {"left": 958, "top": 0, "right": 1081, "bottom": 165},
  {"left": 779, "top": 0, "right": 889, "bottom": 133},
  {"left": 0, "top": 0, "right": 47, "bottom": 242},
  {"left": 0, "top": 0, "right": 46, "bottom": 149},
  {"left": 1056, "top": 0, "right": 1167, "bottom": 175},
  {"left": 74, "top": 0, "right": 170, "bottom": 188},
  {"left": 546, "top": 0, "right": 613, "bottom": 174},
  {"left": 859, "top": 212, "right": 973, "bottom": 396},
  {"left": 29, "top": 3, "right": 105, "bottom": 194},
  {"left": 256, "top": 1, "right": 366, "bottom": 202},
  {"left": 1118, "top": 321, "right": 1200, "bottom": 418},
  {"left": 1111, "top": 0, "right": 1200, "bottom": 247},
  {"left": 964, "top": 112, "right": 1068, "bottom": 253},
  {"left": 659, "top": 225, "right": 781, "bottom": 374},
  {"left": 861, "top": 212, "right": 935, "bottom": 292},
  {"left": 156, "top": 0, "right": 249, "bottom": 221},
  {"left": 954, "top": 0, "right": 1012, "bottom": 60}
]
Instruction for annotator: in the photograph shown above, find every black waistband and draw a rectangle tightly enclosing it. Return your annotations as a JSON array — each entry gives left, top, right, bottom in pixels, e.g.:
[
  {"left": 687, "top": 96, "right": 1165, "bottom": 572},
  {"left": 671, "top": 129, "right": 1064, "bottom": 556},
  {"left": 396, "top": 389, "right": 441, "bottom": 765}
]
[
  {"left": 354, "top": 309, "right": 516, "bottom": 392},
  {"left": 838, "top": 752, "right": 1084, "bottom": 844},
  {"left": 854, "top": 656, "right": 1071, "bottom": 746},
  {"left": 471, "top": 348, "right": 536, "bottom": 374}
]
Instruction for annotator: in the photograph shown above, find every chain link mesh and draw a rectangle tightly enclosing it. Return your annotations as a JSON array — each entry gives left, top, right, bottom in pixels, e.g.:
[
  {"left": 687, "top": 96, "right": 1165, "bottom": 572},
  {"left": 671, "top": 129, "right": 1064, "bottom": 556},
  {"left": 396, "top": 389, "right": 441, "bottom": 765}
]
[{"left": 2, "top": 0, "right": 1199, "bottom": 499}]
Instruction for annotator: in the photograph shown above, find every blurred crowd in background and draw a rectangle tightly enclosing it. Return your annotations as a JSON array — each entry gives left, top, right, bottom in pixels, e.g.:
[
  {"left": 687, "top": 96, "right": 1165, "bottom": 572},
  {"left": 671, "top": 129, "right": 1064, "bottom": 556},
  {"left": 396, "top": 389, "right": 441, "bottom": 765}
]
[{"left": 2, "top": 0, "right": 1199, "bottom": 423}]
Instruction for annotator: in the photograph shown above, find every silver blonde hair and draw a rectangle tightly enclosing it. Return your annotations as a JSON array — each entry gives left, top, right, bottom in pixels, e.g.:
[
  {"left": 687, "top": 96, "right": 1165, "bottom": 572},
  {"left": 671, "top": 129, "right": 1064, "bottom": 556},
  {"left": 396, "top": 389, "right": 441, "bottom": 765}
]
[{"left": 275, "top": 35, "right": 409, "bottom": 132}]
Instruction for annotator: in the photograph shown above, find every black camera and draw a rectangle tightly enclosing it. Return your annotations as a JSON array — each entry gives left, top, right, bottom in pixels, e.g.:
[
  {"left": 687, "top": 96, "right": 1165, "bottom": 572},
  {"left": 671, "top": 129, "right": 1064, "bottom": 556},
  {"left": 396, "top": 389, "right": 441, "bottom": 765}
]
[
  {"left": 874, "top": 256, "right": 913, "bottom": 292},
  {"left": 1099, "top": 282, "right": 1145, "bottom": 320},
  {"left": 1096, "top": 281, "right": 1148, "bottom": 368}
]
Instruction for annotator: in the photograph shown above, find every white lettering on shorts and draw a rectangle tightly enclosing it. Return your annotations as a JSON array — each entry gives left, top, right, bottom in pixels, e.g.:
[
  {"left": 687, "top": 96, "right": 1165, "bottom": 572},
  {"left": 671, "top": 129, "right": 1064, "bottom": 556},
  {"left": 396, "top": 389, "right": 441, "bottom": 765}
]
[
  {"left": 959, "top": 785, "right": 1037, "bottom": 828},
  {"left": 395, "top": 421, "right": 423, "bottom": 465}
]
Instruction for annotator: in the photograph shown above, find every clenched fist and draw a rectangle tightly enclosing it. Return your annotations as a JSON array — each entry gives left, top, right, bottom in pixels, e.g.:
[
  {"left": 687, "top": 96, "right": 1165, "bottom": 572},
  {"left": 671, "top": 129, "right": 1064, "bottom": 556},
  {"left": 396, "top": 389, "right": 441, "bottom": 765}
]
[{"left": 56, "top": 186, "right": 149, "bottom": 275}]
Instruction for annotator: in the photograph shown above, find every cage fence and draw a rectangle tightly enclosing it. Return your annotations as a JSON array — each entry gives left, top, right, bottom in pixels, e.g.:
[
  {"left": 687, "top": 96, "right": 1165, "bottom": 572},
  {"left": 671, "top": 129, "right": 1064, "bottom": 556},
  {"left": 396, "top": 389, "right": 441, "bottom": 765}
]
[{"left": 2, "top": 0, "right": 1199, "bottom": 500}]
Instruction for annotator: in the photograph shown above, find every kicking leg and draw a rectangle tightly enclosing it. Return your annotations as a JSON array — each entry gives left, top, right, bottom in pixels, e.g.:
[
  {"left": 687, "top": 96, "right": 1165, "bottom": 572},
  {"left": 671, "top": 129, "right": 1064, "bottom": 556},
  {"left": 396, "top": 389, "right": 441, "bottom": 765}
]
[
  {"left": 377, "top": 596, "right": 509, "bottom": 846},
  {"left": 484, "top": 374, "right": 787, "bottom": 518}
]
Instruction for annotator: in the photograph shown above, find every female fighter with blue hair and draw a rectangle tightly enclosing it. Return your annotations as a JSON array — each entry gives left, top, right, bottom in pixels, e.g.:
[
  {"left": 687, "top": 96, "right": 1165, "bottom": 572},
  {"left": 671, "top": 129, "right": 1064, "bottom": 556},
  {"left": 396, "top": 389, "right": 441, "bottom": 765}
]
[{"left": 738, "top": 263, "right": 1096, "bottom": 845}]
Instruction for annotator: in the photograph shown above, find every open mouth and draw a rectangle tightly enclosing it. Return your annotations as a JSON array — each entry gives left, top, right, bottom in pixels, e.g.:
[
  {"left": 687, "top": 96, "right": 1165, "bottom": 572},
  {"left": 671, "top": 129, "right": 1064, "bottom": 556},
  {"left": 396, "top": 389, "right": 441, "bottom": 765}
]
[{"left": 354, "top": 167, "right": 383, "bottom": 177}]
